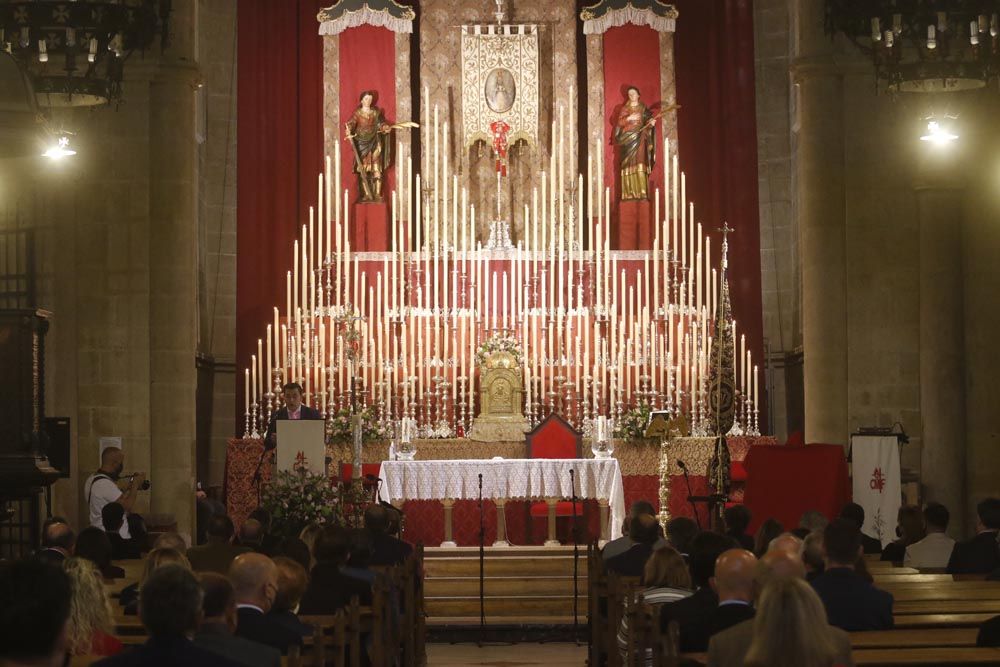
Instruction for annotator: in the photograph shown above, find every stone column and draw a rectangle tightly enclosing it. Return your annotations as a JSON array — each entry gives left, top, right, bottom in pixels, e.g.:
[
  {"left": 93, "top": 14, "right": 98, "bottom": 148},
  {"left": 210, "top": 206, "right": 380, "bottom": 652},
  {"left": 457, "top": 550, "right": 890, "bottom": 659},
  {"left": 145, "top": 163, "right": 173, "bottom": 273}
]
[
  {"left": 916, "top": 184, "right": 966, "bottom": 536},
  {"left": 793, "top": 1, "right": 848, "bottom": 444}
]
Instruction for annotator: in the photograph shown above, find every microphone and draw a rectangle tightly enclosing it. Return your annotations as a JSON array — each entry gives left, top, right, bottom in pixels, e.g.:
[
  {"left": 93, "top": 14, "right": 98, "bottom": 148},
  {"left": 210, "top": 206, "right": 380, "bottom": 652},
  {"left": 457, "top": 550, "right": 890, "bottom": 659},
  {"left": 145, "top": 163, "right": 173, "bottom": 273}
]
[{"left": 676, "top": 459, "right": 687, "bottom": 470}]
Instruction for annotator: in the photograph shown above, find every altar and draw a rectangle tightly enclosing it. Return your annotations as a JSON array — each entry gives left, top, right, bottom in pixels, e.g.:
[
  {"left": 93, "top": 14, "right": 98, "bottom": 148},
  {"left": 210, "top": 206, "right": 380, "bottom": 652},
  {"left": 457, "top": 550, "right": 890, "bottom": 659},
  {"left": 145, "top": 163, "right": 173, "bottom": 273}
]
[{"left": 225, "top": 434, "right": 776, "bottom": 546}]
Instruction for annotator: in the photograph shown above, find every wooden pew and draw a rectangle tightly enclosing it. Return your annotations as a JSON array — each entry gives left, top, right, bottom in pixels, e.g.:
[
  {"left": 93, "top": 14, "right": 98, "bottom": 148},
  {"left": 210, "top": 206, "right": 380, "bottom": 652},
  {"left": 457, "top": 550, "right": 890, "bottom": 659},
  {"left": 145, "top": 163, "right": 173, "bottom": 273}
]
[
  {"left": 852, "top": 647, "right": 1000, "bottom": 665},
  {"left": 893, "top": 613, "right": 994, "bottom": 629},
  {"left": 848, "top": 627, "right": 979, "bottom": 649}
]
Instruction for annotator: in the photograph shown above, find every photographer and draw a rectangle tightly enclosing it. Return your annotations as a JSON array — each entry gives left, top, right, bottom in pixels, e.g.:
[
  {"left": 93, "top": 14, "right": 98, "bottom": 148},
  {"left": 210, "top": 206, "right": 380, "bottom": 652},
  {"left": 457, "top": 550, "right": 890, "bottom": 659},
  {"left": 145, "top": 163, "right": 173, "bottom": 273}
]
[{"left": 84, "top": 446, "right": 148, "bottom": 540}]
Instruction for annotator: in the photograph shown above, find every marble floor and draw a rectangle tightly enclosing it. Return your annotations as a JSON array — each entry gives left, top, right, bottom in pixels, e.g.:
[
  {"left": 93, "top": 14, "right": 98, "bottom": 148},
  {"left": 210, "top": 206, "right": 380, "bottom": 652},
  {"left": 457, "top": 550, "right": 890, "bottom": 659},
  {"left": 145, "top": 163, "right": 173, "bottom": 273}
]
[{"left": 426, "top": 641, "right": 587, "bottom": 666}]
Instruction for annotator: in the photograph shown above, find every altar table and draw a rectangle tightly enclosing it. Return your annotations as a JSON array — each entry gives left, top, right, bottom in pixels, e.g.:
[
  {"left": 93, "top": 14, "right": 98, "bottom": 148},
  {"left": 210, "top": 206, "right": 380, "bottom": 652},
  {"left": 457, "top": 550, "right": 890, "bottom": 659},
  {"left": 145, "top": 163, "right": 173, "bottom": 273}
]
[{"left": 377, "top": 458, "right": 626, "bottom": 546}]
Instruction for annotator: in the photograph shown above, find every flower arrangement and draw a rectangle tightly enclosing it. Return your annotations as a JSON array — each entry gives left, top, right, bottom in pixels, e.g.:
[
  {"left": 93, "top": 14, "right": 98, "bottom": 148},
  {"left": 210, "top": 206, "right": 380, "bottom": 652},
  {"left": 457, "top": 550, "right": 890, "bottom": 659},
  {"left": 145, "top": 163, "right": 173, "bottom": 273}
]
[
  {"left": 475, "top": 332, "right": 522, "bottom": 367},
  {"left": 260, "top": 469, "right": 342, "bottom": 538},
  {"left": 615, "top": 402, "right": 653, "bottom": 440},
  {"left": 326, "top": 406, "right": 392, "bottom": 444}
]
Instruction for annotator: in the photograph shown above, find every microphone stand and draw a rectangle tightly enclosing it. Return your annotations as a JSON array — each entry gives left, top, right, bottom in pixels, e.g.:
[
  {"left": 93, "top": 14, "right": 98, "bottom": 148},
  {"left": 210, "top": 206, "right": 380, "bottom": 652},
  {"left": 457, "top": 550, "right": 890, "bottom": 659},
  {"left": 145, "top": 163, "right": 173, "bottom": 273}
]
[
  {"left": 478, "top": 472, "right": 485, "bottom": 646},
  {"left": 570, "top": 468, "right": 580, "bottom": 645},
  {"left": 677, "top": 460, "right": 701, "bottom": 530},
  {"left": 251, "top": 443, "right": 273, "bottom": 507}
]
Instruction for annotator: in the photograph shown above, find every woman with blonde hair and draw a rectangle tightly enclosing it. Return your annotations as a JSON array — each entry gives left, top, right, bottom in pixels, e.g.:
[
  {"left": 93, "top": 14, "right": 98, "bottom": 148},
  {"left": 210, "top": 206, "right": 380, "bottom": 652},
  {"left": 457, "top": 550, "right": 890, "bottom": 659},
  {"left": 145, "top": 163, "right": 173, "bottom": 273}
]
[
  {"left": 617, "top": 545, "right": 693, "bottom": 663},
  {"left": 744, "top": 577, "right": 852, "bottom": 667},
  {"left": 64, "top": 557, "right": 123, "bottom": 656},
  {"left": 119, "top": 546, "right": 192, "bottom": 615}
]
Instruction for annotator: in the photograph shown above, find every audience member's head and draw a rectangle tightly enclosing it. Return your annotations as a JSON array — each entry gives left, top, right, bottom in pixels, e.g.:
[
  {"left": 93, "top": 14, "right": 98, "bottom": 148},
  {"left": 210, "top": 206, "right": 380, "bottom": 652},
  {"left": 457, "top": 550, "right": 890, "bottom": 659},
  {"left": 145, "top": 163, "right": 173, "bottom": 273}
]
[
  {"left": 206, "top": 514, "right": 236, "bottom": 544},
  {"left": 138, "top": 564, "right": 203, "bottom": 639},
  {"left": 140, "top": 547, "right": 192, "bottom": 585},
  {"left": 74, "top": 526, "right": 113, "bottom": 571},
  {"left": 744, "top": 578, "right": 836, "bottom": 667},
  {"left": 152, "top": 532, "right": 188, "bottom": 552},
  {"left": 41, "top": 519, "right": 75, "bottom": 554},
  {"left": 767, "top": 532, "right": 803, "bottom": 558},
  {"left": 753, "top": 518, "right": 784, "bottom": 557},
  {"left": 229, "top": 553, "right": 278, "bottom": 613},
  {"left": 839, "top": 502, "right": 866, "bottom": 530},
  {"left": 802, "top": 531, "right": 825, "bottom": 575},
  {"left": 665, "top": 517, "right": 698, "bottom": 555},
  {"left": 628, "top": 514, "right": 662, "bottom": 546},
  {"left": 976, "top": 498, "right": 1000, "bottom": 532},
  {"left": 384, "top": 505, "right": 403, "bottom": 536},
  {"left": 711, "top": 549, "right": 757, "bottom": 603},
  {"left": 799, "top": 510, "right": 829, "bottom": 534},
  {"left": 299, "top": 523, "right": 323, "bottom": 562},
  {"left": 364, "top": 504, "right": 391, "bottom": 534},
  {"left": 240, "top": 519, "right": 264, "bottom": 547},
  {"left": 642, "top": 545, "right": 691, "bottom": 589},
  {"left": 895, "top": 505, "right": 926, "bottom": 546},
  {"left": 100, "top": 502, "right": 126, "bottom": 534},
  {"left": 0, "top": 560, "right": 71, "bottom": 666},
  {"left": 923, "top": 502, "right": 949, "bottom": 534},
  {"left": 755, "top": 548, "right": 807, "bottom": 594},
  {"left": 199, "top": 572, "right": 237, "bottom": 633},
  {"left": 276, "top": 537, "right": 312, "bottom": 573},
  {"left": 273, "top": 556, "right": 309, "bottom": 614},
  {"left": 688, "top": 532, "right": 739, "bottom": 589},
  {"left": 63, "top": 557, "right": 114, "bottom": 656},
  {"left": 622, "top": 500, "right": 658, "bottom": 536},
  {"left": 724, "top": 505, "right": 752, "bottom": 536},
  {"left": 347, "top": 528, "right": 374, "bottom": 568},
  {"left": 823, "top": 518, "right": 862, "bottom": 568},
  {"left": 313, "top": 526, "right": 351, "bottom": 566},
  {"left": 249, "top": 508, "right": 272, "bottom": 533}
]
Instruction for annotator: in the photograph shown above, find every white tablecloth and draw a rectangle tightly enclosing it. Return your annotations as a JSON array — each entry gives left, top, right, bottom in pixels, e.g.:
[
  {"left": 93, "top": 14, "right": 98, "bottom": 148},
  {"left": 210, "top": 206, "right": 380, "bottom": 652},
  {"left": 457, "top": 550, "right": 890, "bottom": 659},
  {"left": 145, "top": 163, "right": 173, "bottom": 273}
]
[{"left": 377, "top": 458, "right": 626, "bottom": 539}]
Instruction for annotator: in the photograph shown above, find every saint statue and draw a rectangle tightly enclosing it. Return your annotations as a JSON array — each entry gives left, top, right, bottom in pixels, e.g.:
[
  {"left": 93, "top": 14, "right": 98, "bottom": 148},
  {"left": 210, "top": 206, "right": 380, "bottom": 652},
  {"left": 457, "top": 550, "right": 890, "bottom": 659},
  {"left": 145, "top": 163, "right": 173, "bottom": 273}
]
[
  {"left": 344, "top": 90, "right": 392, "bottom": 202},
  {"left": 613, "top": 86, "right": 656, "bottom": 201}
]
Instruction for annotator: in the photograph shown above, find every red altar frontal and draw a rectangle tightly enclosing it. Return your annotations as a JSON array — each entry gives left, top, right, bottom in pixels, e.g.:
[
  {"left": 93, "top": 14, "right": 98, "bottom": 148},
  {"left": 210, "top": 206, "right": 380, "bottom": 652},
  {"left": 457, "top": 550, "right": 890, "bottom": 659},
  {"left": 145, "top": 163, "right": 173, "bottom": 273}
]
[{"left": 225, "top": 435, "right": 776, "bottom": 546}]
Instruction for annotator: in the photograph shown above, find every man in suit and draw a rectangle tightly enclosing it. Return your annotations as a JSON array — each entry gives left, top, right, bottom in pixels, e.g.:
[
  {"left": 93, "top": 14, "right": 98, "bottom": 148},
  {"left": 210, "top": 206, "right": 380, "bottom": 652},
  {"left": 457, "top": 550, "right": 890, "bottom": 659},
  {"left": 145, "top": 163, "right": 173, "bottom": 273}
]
[
  {"left": 36, "top": 517, "right": 75, "bottom": 566},
  {"left": 905, "top": 502, "right": 956, "bottom": 569},
  {"left": 724, "top": 506, "right": 756, "bottom": 552},
  {"left": 194, "top": 572, "right": 280, "bottom": 667},
  {"left": 299, "top": 526, "right": 373, "bottom": 615},
  {"left": 660, "top": 532, "right": 739, "bottom": 652},
  {"left": 948, "top": 497, "right": 1000, "bottom": 575},
  {"left": 0, "top": 559, "right": 72, "bottom": 667},
  {"left": 365, "top": 504, "right": 413, "bottom": 566},
  {"left": 268, "top": 557, "right": 312, "bottom": 638},
  {"left": 605, "top": 513, "right": 661, "bottom": 576},
  {"left": 96, "top": 564, "right": 243, "bottom": 666},
  {"left": 840, "top": 502, "right": 883, "bottom": 555},
  {"left": 230, "top": 553, "right": 303, "bottom": 654},
  {"left": 264, "top": 382, "right": 323, "bottom": 450},
  {"left": 101, "top": 502, "right": 142, "bottom": 559},
  {"left": 187, "top": 514, "right": 251, "bottom": 574},
  {"left": 706, "top": 549, "right": 758, "bottom": 636},
  {"left": 601, "top": 500, "right": 658, "bottom": 561},
  {"left": 811, "top": 518, "right": 894, "bottom": 631}
]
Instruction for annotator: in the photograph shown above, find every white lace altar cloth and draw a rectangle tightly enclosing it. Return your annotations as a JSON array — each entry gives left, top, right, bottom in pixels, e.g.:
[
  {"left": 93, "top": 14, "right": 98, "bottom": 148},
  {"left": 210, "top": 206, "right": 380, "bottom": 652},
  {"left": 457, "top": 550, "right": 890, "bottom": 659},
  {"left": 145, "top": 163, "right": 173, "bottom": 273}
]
[{"left": 377, "top": 458, "right": 627, "bottom": 540}]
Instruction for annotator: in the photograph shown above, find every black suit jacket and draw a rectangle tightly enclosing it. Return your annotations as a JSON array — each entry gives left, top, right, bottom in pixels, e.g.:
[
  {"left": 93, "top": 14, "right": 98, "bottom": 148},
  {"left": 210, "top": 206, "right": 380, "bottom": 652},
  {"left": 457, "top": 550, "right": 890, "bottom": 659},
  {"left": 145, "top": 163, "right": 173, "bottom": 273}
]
[
  {"left": 235, "top": 607, "right": 303, "bottom": 654},
  {"left": 811, "top": 567, "right": 894, "bottom": 631},
  {"left": 194, "top": 622, "right": 281, "bottom": 667},
  {"left": 368, "top": 531, "right": 414, "bottom": 567},
  {"left": 299, "top": 562, "right": 373, "bottom": 615},
  {"left": 726, "top": 531, "right": 755, "bottom": 552},
  {"left": 108, "top": 533, "right": 143, "bottom": 560},
  {"left": 977, "top": 614, "right": 1000, "bottom": 646},
  {"left": 862, "top": 533, "right": 884, "bottom": 555},
  {"left": 660, "top": 586, "right": 719, "bottom": 652},
  {"left": 706, "top": 601, "right": 756, "bottom": 637},
  {"left": 94, "top": 636, "right": 245, "bottom": 667},
  {"left": 267, "top": 609, "right": 312, "bottom": 638},
  {"left": 605, "top": 542, "right": 654, "bottom": 577},
  {"left": 265, "top": 405, "right": 324, "bottom": 447},
  {"left": 948, "top": 531, "right": 1000, "bottom": 575}
]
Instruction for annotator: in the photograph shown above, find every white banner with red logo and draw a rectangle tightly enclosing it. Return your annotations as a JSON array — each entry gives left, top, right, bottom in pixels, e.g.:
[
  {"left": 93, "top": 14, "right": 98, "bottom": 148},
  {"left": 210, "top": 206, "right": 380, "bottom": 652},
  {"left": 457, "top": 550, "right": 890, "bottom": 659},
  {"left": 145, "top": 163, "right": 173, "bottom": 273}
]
[{"left": 851, "top": 435, "right": 901, "bottom": 547}]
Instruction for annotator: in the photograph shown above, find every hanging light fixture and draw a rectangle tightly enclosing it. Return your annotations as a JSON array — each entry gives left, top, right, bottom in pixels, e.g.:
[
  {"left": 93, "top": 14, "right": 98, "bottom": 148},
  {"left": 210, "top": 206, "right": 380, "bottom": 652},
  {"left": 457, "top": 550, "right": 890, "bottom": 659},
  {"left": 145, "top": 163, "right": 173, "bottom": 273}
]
[
  {"left": 0, "top": 1, "right": 171, "bottom": 108},
  {"left": 920, "top": 117, "right": 960, "bottom": 144},
  {"left": 42, "top": 134, "right": 76, "bottom": 160},
  {"left": 825, "top": 1, "right": 1000, "bottom": 94}
]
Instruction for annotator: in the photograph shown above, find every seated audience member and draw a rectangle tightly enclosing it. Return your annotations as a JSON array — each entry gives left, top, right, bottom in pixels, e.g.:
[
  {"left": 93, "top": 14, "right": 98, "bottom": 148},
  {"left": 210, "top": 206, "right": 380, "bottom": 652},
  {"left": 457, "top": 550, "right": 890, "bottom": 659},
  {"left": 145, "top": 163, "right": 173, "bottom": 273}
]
[
  {"left": 101, "top": 502, "right": 142, "bottom": 560},
  {"left": 665, "top": 516, "right": 699, "bottom": 557},
  {"left": 880, "top": 505, "right": 926, "bottom": 563},
  {"left": 95, "top": 565, "right": 243, "bottom": 666},
  {"left": 299, "top": 526, "right": 373, "bottom": 614},
  {"left": 75, "top": 526, "right": 125, "bottom": 579},
  {"left": 660, "top": 531, "right": 738, "bottom": 652},
  {"left": 119, "top": 546, "right": 192, "bottom": 616},
  {"left": 230, "top": 553, "right": 303, "bottom": 654},
  {"left": 767, "top": 532, "right": 804, "bottom": 558},
  {"left": 188, "top": 514, "right": 252, "bottom": 574},
  {"left": 152, "top": 531, "right": 188, "bottom": 552},
  {"left": 0, "top": 559, "right": 72, "bottom": 667},
  {"left": 344, "top": 528, "right": 377, "bottom": 584},
  {"left": 617, "top": 545, "right": 692, "bottom": 664},
  {"left": 37, "top": 518, "right": 75, "bottom": 565},
  {"left": 743, "top": 578, "right": 853, "bottom": 667},
  {"left": 268, "top": 557, "right": 311, "bottom": 638},
  {"left": 840, "top": 502, "right": 883, "bottom": 554},
  {"left": 63, "top": 557, "right": 122, "bottom": 657},
  {"left": 602, "top": 500, "right": 659, "bottom": 561},
  {"left": 753, "top": 518, "right": 783, "bottom": 558},
  {"left": 194, "top": 572, "right": 281, "bottom": 667},
  {"left": 365, "top": 504, "right": 413, "bottom": 566},
  {"left": 239, "top": 519, "right": 266, "bottom": 553},
  {"left": 905, "top": 502, "right": 956, "bottom": 569},
  {"left": 606, "top": 514, "right": 662, "bottom": 576},
  {"left": 248, "top": 508, "right": 281, "bottom": 555},
  {"left": 724, "top": 506, "right": 755, "bottom": 551},
  {"left": 298, "top": 524, "right": 322, "bottom": 569},
  {"left": 707, "top": 549, "right": 758, "bottom": 635},
  {"left": 274, "top": 537, "right": 312, "bottom": 574},
  {"left": 948, "top": 497, "right": 1000, "bottom": 575},
  {"left": 799, "top": 509, "right": 829, "bottom": 535},
  {"left": 811, "top": 519, "right": 893, "bottom": 631},
  {"left": 802, "top": 531, "right": 826, "bottom": 581}
]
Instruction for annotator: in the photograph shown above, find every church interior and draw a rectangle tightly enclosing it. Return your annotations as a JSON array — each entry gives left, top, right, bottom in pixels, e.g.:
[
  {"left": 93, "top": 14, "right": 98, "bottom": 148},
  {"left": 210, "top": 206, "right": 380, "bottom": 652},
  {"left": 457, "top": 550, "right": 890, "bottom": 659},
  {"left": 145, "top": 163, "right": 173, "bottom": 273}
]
[{"left": 2, "top": 0, "right": 1000, "bottom": 665}]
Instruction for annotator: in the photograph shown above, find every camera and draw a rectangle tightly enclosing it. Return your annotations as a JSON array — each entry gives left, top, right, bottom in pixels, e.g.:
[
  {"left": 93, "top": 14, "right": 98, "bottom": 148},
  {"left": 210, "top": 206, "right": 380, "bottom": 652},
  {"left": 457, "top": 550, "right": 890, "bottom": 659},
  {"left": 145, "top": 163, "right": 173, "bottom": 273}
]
[{"left": 127, "top": 473, "right": 151, "bottom": 491}]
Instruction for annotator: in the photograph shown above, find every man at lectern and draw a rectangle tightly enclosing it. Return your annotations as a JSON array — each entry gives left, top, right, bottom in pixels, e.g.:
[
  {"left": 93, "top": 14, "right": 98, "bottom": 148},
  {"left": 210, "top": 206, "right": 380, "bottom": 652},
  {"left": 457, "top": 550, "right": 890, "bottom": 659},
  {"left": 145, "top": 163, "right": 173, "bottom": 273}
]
[{"left": 264, "top": 382, "right": 323, "bottom": 451}]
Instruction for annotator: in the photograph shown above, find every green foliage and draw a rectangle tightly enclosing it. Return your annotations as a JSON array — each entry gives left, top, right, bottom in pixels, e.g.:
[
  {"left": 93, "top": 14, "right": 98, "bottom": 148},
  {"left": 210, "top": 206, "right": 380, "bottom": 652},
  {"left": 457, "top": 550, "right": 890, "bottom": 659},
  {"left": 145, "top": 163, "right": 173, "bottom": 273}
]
[{"left": 260, "top": 470, "right": 343, "bottom": 538}]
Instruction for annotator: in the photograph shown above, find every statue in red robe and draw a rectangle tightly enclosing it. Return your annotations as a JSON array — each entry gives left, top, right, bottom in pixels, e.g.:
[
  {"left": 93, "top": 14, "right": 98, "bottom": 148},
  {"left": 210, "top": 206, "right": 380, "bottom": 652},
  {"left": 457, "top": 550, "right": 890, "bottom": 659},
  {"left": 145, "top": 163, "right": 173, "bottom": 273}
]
[
  {"left": 345, "top": 90, "right": 392, "bottom": 202},
  {"left": 613, "top": 86, "right": 656, "bottom": 201}
]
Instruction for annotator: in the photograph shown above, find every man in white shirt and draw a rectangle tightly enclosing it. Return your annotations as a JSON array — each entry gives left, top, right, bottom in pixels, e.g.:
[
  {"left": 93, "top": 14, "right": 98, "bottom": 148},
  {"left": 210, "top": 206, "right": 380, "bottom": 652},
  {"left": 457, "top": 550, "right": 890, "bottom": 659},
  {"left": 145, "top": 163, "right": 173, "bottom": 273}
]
[
  {"left": 904, "top": 502, "right": 956, "bottom": 569},
  {"left": 83, "top": 446, "right": 146, "bottom": 539}
]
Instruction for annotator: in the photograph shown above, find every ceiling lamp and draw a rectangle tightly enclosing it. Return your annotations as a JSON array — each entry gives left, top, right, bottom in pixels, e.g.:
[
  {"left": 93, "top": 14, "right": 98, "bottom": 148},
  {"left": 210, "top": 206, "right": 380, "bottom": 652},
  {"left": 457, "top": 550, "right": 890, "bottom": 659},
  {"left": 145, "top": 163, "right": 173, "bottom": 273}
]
[
  {"left": 825, "top": 1, "right": 1000, "bottom": 94},
  {"left": 920, "top": 118, "right": 960, "bottom": 144},
  {"left": 0, "top": 1, "right": 170, "bottom": 108},
  {"left": 42, "top": 134, "right": 76, "bottom": 159}
]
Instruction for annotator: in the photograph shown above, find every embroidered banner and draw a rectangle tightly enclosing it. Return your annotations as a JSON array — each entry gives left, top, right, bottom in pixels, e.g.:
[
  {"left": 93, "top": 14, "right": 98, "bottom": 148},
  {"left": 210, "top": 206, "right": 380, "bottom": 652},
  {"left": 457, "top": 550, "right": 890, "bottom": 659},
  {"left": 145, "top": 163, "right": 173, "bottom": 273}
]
[{"left": 851, "top": 435, "right": 902, "bottom": 547}]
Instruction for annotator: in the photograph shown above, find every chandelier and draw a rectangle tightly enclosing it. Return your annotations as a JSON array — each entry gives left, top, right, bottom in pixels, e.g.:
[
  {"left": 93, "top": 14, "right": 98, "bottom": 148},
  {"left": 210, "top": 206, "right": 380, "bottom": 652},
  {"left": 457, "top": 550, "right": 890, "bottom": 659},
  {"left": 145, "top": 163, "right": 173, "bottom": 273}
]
[
  {"left": 0, "top": 0, "right": 170, "bottom": 108},
  {"left": 825, "top": 1, "right": 1000, "bottom": 93}
]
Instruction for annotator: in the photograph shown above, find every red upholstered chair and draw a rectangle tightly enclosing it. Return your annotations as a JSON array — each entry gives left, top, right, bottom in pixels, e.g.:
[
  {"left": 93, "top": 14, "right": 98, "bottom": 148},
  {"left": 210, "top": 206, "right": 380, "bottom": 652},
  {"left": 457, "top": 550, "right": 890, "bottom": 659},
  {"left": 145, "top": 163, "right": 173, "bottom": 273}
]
[
  {"left": 337, "top": 462, "right": 383, "bottom": 489},
  {"left": 525, "top": 414, "right": 583, "bottom": 545}
]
